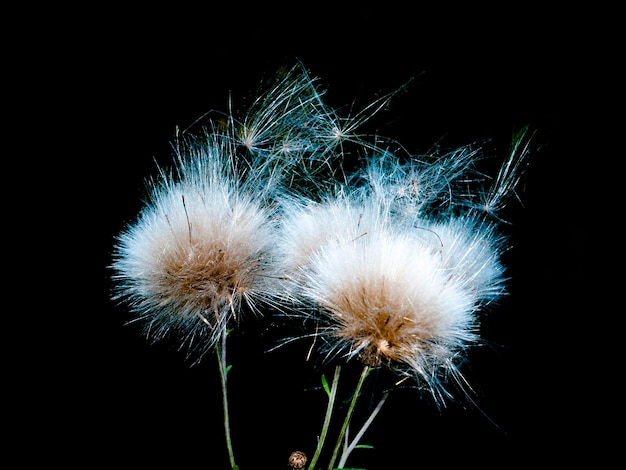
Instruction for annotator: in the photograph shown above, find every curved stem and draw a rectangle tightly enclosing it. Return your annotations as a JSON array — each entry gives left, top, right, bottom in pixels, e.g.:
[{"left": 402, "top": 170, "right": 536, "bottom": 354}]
[
  {"left": 307, "top": 365, "right": 341, "bottom": 470},
  {"left": 216, "top": 330, "right": 237, "bottom": 469},
  {"left": 337, "top": 391, "right": 389, "bottom": 468},
  {"left": 326, "top": 365, "right": 371, "bottom": 470}
]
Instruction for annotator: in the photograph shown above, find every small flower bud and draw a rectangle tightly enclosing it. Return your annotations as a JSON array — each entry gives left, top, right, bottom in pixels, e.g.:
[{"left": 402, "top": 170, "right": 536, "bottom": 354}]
[{"left": 288, "top": 450, "right": 307, "bottom": 469}]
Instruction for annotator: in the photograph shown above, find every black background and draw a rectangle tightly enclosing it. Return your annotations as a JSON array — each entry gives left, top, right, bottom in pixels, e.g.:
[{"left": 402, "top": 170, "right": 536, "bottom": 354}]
[{"left": 28, "top": 4, "right": 604, "bottom": 469}]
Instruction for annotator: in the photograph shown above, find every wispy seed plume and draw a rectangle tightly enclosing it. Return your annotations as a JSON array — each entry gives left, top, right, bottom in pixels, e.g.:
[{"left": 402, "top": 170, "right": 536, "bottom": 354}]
[{"left": 111, "top": 132, "right": 281, "bottom": 361}]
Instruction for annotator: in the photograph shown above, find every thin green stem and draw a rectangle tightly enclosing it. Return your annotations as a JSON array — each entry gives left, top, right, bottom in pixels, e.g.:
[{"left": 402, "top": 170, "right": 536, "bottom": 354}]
[
  {"left": 216, "top": 330, "right": 237, "bottom": 470},
  {"left": 326, "top": 365, "right": 371, "bottom": 470},
  {"left": 337, "top": 391, "right": 389, "bottom": 468},
  {"left": 307, "top": 365, "right": 341, "bottom": 470}
]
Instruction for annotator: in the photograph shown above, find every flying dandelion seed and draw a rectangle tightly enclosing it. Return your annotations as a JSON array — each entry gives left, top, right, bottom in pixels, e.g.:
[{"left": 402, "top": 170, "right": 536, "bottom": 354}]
[{"left": 232, "top": 62, "right": 413, "bottom": 198}]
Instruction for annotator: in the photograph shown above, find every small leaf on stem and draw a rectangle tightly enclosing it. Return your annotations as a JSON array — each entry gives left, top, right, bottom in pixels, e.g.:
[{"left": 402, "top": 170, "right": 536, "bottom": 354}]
[{"left": 321, "top": 374, "right": 331, "bottom": 397}]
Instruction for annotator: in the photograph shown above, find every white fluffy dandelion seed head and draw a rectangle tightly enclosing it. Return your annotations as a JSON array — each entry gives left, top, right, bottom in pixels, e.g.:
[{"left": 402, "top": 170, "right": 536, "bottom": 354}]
[
  {"left": 299, "top": 232, "right": 478, "bottom": 385},
  {"left": 111, "top": 138, "right": 280, "bottom": 358},
  {"left": 275, "top": 176, "right": 510, "bottom": 400}
]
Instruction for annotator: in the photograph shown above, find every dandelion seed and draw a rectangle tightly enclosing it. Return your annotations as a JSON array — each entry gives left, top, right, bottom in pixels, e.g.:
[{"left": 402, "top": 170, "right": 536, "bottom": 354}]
[
  {"left": 232, "top": 62, "right": 340, "bottom": 187},
  {"left": 355, "top": 144, "right": 483, "bottom": 220},
  {"left": 228, "top": 62, "right": 412, "bottom": 198},
  {"left": 476, "top": 125, "right": 535, "bottom": 222}
]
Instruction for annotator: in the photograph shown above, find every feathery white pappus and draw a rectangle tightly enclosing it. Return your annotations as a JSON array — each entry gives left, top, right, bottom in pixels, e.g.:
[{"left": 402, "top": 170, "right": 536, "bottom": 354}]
[
  {"left": 275, "top": 179, "right": 509, "bottom": 401},
  {"left": 109, "top": 61, "right": 404, "bottom": 360},
  {"left": 110, "top": 62, "right": 532, "bottom": 403},
  {"left": 231, "top": 63, "right": 412, "bottom": 197},
  {"left": 272, "top": 117, "right": 532, "bottom": 402},
  {"left": 111, "top": 132, "right": 282, "bottom": 360}
]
